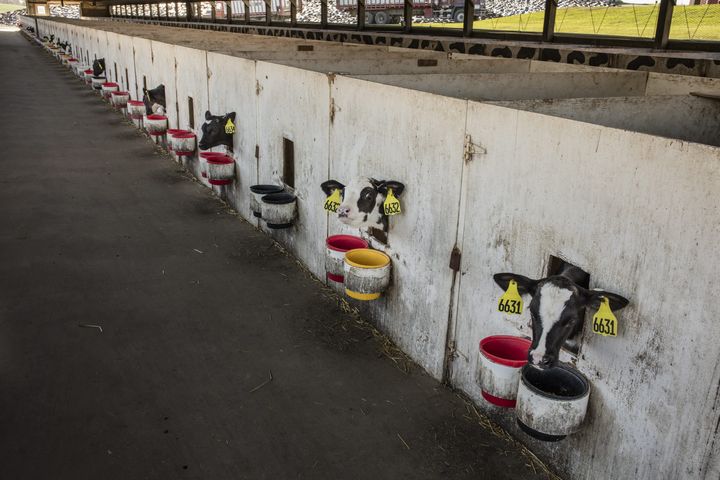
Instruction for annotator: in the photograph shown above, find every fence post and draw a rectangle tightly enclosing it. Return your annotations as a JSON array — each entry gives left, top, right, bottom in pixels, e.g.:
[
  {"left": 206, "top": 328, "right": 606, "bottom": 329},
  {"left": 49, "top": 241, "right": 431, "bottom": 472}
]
[{"left": 542, "top": 0, "right": 557, "bottom": 42}]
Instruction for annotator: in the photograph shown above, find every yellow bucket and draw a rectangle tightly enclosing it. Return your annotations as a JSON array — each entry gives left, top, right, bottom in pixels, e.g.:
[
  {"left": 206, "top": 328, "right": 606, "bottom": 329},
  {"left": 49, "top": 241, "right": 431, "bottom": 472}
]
[{"left": 343, "top": 249, "right": 391, "bottom": 301}]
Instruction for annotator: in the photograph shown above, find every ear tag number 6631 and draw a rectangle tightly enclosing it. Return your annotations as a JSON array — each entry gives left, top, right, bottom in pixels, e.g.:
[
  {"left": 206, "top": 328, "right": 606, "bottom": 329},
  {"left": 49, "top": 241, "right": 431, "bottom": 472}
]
[
  {"left": 324, "top": 189, "right": 342, "bottom": 213},
  {"left": 592, "top": 297, "right": 618, "bottom": 337},
  {"left": 498, "top": 279, "right": 523, "bottom": 315}
]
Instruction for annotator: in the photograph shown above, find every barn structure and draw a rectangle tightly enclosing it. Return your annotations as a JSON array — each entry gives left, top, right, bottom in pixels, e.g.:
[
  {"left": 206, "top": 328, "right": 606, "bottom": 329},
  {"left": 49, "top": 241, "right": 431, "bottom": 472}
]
[{"left": 4, "top": 1, "right": 720, "bottom": 478}]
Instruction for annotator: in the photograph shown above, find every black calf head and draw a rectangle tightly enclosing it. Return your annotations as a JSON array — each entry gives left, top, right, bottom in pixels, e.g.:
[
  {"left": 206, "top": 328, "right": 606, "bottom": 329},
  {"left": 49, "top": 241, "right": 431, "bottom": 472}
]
[
  {"left": 199, "top": 111, "right": 236, "bottom": 150},
  {"left": 142, "top": 84, "right": 166, "bottom": 115},
  {"left": 494, "top": 268, "right": 628, "bottom": 369},
  {"left": 321, "top": 177, "right": 405, "bottom": 231},
  {"left": 92, "top": 58, "right": 105, "bottom": 77}
]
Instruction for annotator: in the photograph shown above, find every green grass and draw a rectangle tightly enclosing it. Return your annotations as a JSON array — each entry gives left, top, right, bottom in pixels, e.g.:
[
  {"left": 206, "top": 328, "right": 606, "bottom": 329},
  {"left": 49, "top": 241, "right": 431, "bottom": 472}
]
[
  {"left": 0, "top": 3, "right": 24, "bottom": 14},
  {"left": 421, "top": 4, "right": 720, "bottom": 41}
]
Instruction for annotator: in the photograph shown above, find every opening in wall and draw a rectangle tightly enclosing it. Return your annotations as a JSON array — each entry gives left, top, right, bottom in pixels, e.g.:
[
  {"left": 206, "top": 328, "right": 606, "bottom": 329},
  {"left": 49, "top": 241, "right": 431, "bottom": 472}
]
[
  {"left": 125, "top": 68, "right": 129, "bottom": 94},
  {"left": 143, "top": 75, "right": 147, "bottom": 91},
  {"left": 547, "top": 255, "right": 590, "bottom": 355},
  {"left": 283, "top": 137, "right": 294, "bottom": 189},
  {"left": 187, "top": 96, "right": 194, "bottom": 129},
  {"left": 114, "top": 62, "right": 118, "bottom": 84}
]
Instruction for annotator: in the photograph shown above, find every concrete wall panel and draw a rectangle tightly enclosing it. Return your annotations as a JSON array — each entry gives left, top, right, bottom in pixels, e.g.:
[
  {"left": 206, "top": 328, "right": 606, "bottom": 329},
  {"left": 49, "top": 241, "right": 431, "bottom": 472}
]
[
  {"left": 255, "top": 62, "right": 331, "bottom": 279},
  {"left": 207, "top": 53, "right": 259, "bottom": 223},
  {"left": 329, "top": 77, "right": 467, "bottom": 379},
  {"left": 353, "top": 72, "right": 649, "bottom": 101},
  {"left": 452, "top": 101, "right": 720, "bottom": 479}
]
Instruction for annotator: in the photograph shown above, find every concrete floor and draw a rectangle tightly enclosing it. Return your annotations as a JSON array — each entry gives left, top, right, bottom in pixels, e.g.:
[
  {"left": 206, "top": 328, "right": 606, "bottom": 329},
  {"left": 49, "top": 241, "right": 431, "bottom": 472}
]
[{"left": 0, "top": 30, "right": 548, "bottom": 480}]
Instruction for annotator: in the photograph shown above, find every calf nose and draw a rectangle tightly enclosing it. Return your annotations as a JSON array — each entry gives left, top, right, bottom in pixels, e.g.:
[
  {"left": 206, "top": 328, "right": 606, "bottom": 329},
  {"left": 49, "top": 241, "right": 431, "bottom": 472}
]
[{"left": 337, "top": 206, "right": 351, "bottom": 217}]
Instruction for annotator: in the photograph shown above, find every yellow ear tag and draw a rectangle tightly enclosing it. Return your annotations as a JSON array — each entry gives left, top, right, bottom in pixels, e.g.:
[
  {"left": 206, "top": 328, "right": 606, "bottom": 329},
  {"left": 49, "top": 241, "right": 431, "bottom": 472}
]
[
  {"left": 224, "top": 118, "right": 236, "bottom": 134},
  {"left": 592, "top": 297, "right": 618, "bottom": 337},
  {"left": 498, "top": 279, "right": 523, "bottom": 315},
  {"left": 323, "top": 188, "right": 342, "bottom": 213},
  {"left": 383, "top": 188, "right": 401, "bottom": 216}
]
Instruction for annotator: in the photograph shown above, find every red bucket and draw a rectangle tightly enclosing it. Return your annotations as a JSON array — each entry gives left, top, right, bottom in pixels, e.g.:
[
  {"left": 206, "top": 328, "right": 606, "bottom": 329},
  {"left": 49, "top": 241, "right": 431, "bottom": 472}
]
[
  {"left": 325, "top": 235, "right": 369, "bottom": 283},
  {"left": 479, "top": 336, "right": 531, "bottom": 408},
  {"left": 207, "top": 155, "right": 234, "bottom": 185}
]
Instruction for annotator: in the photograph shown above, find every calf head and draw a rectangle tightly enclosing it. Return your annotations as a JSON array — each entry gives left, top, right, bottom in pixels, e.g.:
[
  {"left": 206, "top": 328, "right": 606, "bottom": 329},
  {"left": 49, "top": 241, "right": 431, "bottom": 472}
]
[
  {"left": 493, "top": 268, "right": 628, "bottom": 369},
  {"left": 92, "top": 58, "right": 105, "bottom": 77},
  {"left": 143, "top": 84, "right": 166, "bottom": 115},
  {"left": 321, "top": 177, "right": 405, "bottom": 231},
  {"left": 199, "top": 111, "right": 236, "bottom": 150}
]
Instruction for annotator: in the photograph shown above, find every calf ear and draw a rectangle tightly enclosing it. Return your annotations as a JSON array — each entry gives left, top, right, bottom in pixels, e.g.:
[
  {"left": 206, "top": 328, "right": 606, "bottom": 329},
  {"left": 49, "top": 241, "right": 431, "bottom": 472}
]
[
  {"left": 493, "top": 273, "right": 539, "bottom": 296},
  {"left": 205, "top": 111, "right": 213, "bottom": 121},
  {"left": 581, "top": 288, "right": 629, "bottom": 311},
  {"left": 227, "top": 112, "right": 236, "bottom": 122},
  {"left": 377, "top": 181, "right": 405, "bottom": 197},
  {"left": 321, "top": 180, "right": 345, "bottom": 196}
]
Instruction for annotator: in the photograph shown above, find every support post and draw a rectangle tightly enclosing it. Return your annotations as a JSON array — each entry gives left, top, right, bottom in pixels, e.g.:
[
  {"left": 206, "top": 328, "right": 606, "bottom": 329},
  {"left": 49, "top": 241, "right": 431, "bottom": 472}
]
[
  {"left": 290, "top": 0, "right": 297, "bottom": 26},
  {"left": 357, "top": 0, "right": 365, "bottom": 30},
  {"left": 462, "top": 0, "right": 473, "bottom": 37},
  {"left": 542, "top": 0, "right": 557, "bottom": 42},
  {"left": 320, "top": 0, "right": 327, "bottom": 28},
  {"left": 404, "top": 0, "right": 412, "bottom": 32},
  {"left": 654, "top": 0, "right": 674, "bottom": 50},
  {"left": 243, "top": 0, "right": 250, "bottom": 22},
  {"left": 264, "top": 0, "right": 271, "bottom": 24}
]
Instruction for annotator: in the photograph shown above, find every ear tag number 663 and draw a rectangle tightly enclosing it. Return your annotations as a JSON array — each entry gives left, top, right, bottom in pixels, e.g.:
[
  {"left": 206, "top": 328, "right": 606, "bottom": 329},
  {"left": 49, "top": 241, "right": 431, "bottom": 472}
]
[
  {"left": 498, "top": 279, "right": 523, "bottom": 315},
  {"left": 324, "top": 189, "right": 342, "bottom": 213},
  {"left": 592, "top": 297, "right": 618, "bottom": 337}
]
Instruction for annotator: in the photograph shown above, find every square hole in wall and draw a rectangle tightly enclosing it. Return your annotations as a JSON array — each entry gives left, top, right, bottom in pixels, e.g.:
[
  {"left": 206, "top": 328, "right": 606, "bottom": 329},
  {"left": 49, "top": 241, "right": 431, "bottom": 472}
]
[
  {"left": 547, "top": 255, "right": 589, "bottom": 355},
  {"left": 283, "top": 137, "right": 294, "bottom": 189}
]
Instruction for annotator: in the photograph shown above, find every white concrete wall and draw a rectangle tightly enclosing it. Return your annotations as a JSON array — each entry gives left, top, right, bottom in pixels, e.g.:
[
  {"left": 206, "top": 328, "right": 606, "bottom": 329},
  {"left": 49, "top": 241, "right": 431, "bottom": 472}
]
[
  {"left": 255, "top": 62, "right": 331, "bottom": 279},
  {"left": 31, "top": 18, "right": 720, "bottom": 480},
  {"left": 353, "top": 72, "right": 650, "bottom": 101},
  {"left": 207, "top": 52, "right": 259, "bottom": 224},
  {"left": 329, "top": 77, "right": 468, "bottom": 379},
  {"left": 451, "top": 101, "right": 720, "bottom": 479},
  {"left": 492, "top": 95, "right": 720, "bottom": 147}
]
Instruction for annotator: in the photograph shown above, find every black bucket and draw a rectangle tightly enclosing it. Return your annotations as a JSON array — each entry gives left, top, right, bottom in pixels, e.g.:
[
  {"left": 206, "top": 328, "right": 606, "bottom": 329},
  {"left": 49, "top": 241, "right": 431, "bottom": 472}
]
[
  {"left": 516, "top": 364, "right": 590, "bottom": 442},
  {"left": 250, "top": 184, "right": 284, "bottom": 218},
  {"left": 261, "top": 193, "right": 297, "bottom": 229}
]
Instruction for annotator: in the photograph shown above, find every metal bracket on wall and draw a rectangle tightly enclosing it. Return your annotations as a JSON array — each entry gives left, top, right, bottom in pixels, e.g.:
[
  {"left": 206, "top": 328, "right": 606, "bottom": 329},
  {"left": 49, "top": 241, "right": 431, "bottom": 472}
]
[{"left": 463, "top": 134, "right": 486, "bottom": 163}]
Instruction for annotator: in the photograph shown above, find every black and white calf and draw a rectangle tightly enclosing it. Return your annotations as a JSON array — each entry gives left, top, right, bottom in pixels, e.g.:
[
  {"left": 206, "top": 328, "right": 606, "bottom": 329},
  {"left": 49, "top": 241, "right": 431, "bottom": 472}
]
[
  {"left": 142, "top": 84, "right": 166, "bottom": 115},
  {"left": 321, "top": 177, "right": 405, "bottom": 231},
  {"left": 198, "top": 111, "right": 236, "bottom": 151},
  {"left": 494, "top": 267, "right": 629, "bottom": 369},
  {"left": 92, "top": 58, "right": 105, "bottom": 77}
]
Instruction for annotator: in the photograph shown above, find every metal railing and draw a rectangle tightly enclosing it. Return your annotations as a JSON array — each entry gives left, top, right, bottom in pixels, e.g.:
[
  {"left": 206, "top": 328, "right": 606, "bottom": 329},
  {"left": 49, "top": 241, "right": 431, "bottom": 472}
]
[{"left": 105, "top": 0, "right": 720, "bottom": 52}]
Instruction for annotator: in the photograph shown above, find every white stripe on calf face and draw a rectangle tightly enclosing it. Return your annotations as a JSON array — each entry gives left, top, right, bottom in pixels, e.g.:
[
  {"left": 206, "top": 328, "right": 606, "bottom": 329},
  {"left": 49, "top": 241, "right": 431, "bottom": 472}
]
[{"left": 530, "top": 283, "right": 573, "bottom": 364}]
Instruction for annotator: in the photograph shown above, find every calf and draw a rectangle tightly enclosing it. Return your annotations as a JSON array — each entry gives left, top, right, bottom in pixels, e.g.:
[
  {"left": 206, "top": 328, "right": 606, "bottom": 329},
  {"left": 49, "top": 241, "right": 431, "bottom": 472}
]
[
  {"left": 321, "top": 177, "right": 405, "bottom": 231},
  {"left": 92, "top": 58, "right": 105, "bottom": 77},
  {"left": 199, "top": 111, "right": 236, "bottom": 150},
  {"left": 493, "top": 266, "right": 628, "bottom": 369},
  {"left": 143, "top": 84, "right": 166, "bottom": 115}
]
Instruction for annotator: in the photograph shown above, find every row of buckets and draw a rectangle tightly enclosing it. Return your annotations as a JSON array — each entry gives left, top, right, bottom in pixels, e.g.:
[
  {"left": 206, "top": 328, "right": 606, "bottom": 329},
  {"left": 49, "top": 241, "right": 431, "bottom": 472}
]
[
  {"left": 479, "top": 335, "right": 590, "bottom": 442},
  {"left": 44, "top": 43, "right": 390, "bottom": 299}
]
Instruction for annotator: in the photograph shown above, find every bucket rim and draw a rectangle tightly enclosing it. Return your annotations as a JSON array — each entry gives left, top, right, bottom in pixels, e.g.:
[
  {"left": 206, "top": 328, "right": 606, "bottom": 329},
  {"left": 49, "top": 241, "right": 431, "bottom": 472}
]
[
  {"left": 520, "top": 363, "right": 590, "bottom": 402},
  {"left": 344, "top": 248, "right": 390, "bottom": 269},
  {"left": 479, "top": 335, "right": 531, "bottom": 368}
]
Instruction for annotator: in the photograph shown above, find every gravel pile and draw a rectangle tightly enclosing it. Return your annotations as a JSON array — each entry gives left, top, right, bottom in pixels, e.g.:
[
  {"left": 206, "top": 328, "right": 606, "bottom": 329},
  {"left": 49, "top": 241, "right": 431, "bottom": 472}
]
[
  {"left": 0, "top": 8, "right": 24, "bottom": 25},
  {"left": 297, "top": 0, "right": 355, "bottom": 24},
  {"left": 484, "top": 0, "right": 609, "bottom": 18},
  {"left": 50, "top": 5, "right": 80, "bottom": 18},
  {"left": 0, "top": 5, "right": 80, "bottom": 26}
]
